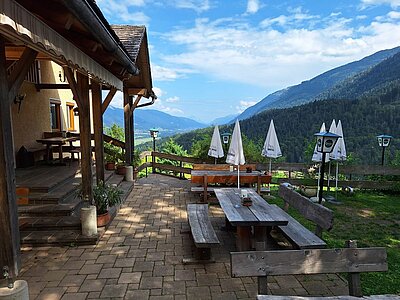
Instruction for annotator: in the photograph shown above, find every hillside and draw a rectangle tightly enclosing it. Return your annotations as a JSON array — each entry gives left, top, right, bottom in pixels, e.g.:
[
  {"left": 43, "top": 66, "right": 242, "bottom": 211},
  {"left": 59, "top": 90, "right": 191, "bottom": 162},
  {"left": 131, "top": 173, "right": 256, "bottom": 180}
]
[
  {"left": 237, "top": 46, "right": 400, "bottom": 121},
  {"left": 103, "top": 107, "right": 206, "bottom": 137},
  {"left": 171, "top": 84, "right": 400, "bottom": 164}
]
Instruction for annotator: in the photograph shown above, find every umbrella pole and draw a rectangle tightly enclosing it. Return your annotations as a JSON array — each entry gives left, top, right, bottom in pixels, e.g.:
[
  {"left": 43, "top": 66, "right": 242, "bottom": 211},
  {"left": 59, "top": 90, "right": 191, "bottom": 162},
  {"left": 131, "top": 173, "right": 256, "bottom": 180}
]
[
  {"left": 269, "top": 159, "right": 272, "bottom": 174},
  {"left": 335, "top": 162, "right": 339, "bottom": 198},
  {"left": 317, "top": 164, "right": 321, "bottom": 198},
  {"left": 327, "top": 161, "right": 331, "bottom": 191},
  {"left": 214, "top": 157, "right": 217, "bottom": 165},
  {"left": 237, "top": 165, "right": 240, "bottom": 189}
]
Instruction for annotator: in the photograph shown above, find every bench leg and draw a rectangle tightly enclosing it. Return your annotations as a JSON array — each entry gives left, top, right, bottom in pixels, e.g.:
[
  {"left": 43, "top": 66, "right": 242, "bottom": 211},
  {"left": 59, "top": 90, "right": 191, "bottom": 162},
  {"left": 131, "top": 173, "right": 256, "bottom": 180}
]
[
  {"left": 182, "top": 247, "right": 215, "bottom": 264},
  {"left": 236, "top": 226, "right": 251, "bottom": 251},
  {"left": 255, "top": 226, "right": 269, "bottom": 295}
]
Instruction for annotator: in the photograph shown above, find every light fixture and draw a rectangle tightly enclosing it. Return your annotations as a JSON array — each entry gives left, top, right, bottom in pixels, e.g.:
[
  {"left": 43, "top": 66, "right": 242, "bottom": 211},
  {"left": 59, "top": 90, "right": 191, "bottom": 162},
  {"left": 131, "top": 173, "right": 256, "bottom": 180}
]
[
  {"left": 221, "top": 132, "right": 231, "bottom": 144},
  {"left": 13, "top": 94, "right": 26, "bottom": 113},
  {"left": 377, "top": 134, "right": 393, "bottom": 165},
  {"left": 149, "top": 128, "right": 159, "bottom": 174},
  {"left": 59, "top": 70, "right": 66, "bottom": 82},
  {"left": 314, "top": 130, "right": 341, "bottom": 204},
  {"left": 73, "top": 107, "right": 79, "bottom": 116}
]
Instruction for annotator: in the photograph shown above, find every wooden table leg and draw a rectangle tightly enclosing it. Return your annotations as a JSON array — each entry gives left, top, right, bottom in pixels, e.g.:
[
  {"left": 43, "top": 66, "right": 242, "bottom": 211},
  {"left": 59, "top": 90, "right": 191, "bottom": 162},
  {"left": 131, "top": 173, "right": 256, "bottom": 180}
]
[
  {"left": 58, "top": 144, "right": 64, "bottom": 164},
  {"left": 255, "top": 226, "right": 268, "bottom": 295},
  {"left": 203, "top": 175, "right": 208, "bottom": 203},
  {"left": 236, "top": 226, "right": 251, "bottom": 251},
  {"left": 45, "top": 144, "right": 51, "bottom": 163}
]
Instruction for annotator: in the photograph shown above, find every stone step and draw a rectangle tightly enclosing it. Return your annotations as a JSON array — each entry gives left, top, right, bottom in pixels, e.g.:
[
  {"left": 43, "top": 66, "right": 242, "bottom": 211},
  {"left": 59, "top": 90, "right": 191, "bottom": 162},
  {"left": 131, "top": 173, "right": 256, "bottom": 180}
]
[
  {"left": 20, "top": 230, "right": 98, "bottom": 246},
  {"left": 19, "top": 216, "right": 81, "bottom": 231},
  {"left": 18, "top": 197, "right": 81, "bottom": 217}
]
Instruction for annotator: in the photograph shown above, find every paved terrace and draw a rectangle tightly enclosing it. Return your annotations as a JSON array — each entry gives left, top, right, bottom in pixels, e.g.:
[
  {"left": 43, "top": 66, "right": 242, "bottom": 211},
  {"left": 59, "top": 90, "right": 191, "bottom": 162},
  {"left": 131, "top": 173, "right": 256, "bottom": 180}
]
[{"left": 19, "top": 174, "right": 350, "bottom": 300}]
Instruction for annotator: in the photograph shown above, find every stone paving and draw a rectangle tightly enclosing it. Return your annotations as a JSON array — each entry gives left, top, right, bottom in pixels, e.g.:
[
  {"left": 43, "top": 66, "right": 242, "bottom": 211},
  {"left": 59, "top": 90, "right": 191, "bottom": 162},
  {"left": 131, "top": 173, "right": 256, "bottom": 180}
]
[{"left": 19, "top": 174, "right": 349, "bottom": 299}]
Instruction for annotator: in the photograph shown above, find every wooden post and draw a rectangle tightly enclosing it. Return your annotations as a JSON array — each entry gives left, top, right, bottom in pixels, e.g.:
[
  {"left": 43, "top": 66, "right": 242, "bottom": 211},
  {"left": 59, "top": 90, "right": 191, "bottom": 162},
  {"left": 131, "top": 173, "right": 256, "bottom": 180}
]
[
  {"left": 346, "top": 240, "right": 362, "bottom": 297},
  {"left": 203, "top": 174, "right": 208, "bottom": 203},
  {"left": 77, "top": 72, "right": 93, "bottom": 202},
  {"left": 124, "top": 88, "right": 132, "bottom": 165},
  {"left": 257, "top": 174, "right": 261, "bottom": 194},
  {"left": 0, "top": 38, "right": 20, "bottom": 280},
  {"left": 92, "top": 81, "right": 104, "bottom": 184},
  {"left": 64, "top": 67, "right": 93, "bottom": 203},
  {"left": 254, "top": 226, "right": 268, "bottom": 295},
  {"left": 236, "top": 226, "right": 251, "bottom": 251}
]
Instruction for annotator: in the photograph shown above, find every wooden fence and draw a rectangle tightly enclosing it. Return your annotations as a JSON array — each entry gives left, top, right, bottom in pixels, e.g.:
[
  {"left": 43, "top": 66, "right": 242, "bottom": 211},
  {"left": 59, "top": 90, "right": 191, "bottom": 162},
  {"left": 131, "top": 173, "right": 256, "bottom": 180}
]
[{"left": 137, "top": 152, "right": 400, "bottom": 190}]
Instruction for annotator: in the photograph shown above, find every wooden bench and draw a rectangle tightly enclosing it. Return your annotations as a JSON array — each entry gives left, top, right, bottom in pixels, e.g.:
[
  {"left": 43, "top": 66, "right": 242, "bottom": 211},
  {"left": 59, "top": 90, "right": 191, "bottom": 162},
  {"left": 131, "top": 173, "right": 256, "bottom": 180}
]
[
  {"left": 230, "top": 240, "right": 388, "bottom": 297},
  {"left": 191, "top": 186, "right": 270, "bottom": 193},
  {"left": 276, "top": 184, "right": 334, "bottom": 249},
  {"left": 193, "top": 163, "right": 257, "bottom": 171},
  {"left": 191, "top": 164, "right": 271, "bottom": 202},
  {"left": 183, "top": 204, "right": 220, "bottom": 264}
]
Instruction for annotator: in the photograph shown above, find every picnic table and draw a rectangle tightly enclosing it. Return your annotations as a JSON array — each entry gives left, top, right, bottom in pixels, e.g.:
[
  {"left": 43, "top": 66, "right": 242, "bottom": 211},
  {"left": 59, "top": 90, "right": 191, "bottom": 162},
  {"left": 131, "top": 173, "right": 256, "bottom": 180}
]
[
  {"left": 191, "top": 169, "right": 272, "bottom": 202},
  {"left": 36, "top": 136, "right": 78, "bottom": 165},
  {"left": 214, "top": 188, "right": 288, "bottom": 251}
]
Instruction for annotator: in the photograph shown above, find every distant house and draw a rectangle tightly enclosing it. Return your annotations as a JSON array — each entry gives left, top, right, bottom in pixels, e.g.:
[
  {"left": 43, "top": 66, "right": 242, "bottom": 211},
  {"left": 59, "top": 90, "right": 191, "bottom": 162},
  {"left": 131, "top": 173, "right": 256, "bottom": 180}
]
[{"left": 0, "top": 0, "right": 155, "bottom": 279}]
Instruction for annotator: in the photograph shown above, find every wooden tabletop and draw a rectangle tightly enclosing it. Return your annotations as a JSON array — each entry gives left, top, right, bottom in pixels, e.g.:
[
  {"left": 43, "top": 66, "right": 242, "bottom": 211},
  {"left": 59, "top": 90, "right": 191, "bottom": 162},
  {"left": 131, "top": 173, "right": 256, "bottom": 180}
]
[
  {"left": 36, "top": 137, "right": 77, "bottom": 145},
  {"left": 214, "top": 188, "right": 288, "bottom": 227}
]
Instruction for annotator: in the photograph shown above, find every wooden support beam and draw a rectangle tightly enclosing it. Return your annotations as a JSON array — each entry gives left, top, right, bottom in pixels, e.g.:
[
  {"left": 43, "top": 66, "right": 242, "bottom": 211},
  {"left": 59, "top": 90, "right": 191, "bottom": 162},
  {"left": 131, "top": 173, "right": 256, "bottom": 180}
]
[
  {"left": 126, "top": 88, "right": 147, "bottom": 96},
  {"left": 101, "top": 87, "right": 117, "bottom": 115},
  {"left": 130, "top": 95, "right": 142, "bottom": 115},
  {"left": 124, "top": 88, "right": 133, "bottom": 165},
  {"left": 92, "top": 81, "right": 105, "bottom": 184},
  {"left": 77, "top": 72, "right": 93, "bottom": 203},
  {"left": 0, "top": 37, "right": 20, "bottom": 280},
  {"left": 64, "top": 66, "right": 93, "bottom": 203},
  {"left": 7, "top": 47, "right": 37, "bottom": 104}
]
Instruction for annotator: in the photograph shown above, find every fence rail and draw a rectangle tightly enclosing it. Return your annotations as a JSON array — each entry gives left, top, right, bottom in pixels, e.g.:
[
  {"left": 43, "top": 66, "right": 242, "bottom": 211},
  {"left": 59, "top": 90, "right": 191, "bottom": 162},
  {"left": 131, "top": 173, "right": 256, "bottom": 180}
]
[{"left": 136, "top": 152, "right": 400, "bottom": 190}]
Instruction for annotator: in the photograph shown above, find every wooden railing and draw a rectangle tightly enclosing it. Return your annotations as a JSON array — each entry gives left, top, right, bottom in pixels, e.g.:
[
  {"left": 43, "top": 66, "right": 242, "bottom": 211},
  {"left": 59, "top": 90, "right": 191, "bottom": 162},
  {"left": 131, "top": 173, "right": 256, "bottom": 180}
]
[{"left": 137, "top": 153, "right": 400, "bottom": 190}]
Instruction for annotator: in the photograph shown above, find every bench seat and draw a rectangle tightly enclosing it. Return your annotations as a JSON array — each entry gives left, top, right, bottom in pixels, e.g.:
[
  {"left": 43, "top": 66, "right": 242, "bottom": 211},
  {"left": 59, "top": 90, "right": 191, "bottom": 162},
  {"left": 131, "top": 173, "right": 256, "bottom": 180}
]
[
  {"left": 183, "top": 204, "right": 219, "bottom": 264},
  {"left": 272, "top": 204, "right": 327, "bottom": 249},
  {"left": 257, "top": 296, "right": 400, "bottom": 300}
]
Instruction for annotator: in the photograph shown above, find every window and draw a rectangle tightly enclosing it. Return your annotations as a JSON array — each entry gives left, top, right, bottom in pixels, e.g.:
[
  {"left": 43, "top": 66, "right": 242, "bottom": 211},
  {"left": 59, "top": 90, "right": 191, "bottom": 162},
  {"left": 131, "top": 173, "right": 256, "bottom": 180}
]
[
  {"left": 66, "top": 102, "right": 75, "bottom": 131},
  {"left": 49, "top": 99, "right": 61, "bottom": 131}
]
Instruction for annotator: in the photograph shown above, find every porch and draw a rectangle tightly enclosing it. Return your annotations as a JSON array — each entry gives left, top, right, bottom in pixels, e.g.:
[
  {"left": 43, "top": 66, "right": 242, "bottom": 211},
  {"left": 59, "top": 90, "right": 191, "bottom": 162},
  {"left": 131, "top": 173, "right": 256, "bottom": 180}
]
[{"left": 16, "top": 163, "right": 134, "bottom": 247}]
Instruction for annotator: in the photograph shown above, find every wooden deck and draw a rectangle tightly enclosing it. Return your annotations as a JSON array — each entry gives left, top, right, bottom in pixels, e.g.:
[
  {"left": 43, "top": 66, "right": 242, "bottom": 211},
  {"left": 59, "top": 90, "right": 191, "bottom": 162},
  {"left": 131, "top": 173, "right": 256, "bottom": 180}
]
[{"left": 15, "top": 162, "right": 134, "bottom": 246}]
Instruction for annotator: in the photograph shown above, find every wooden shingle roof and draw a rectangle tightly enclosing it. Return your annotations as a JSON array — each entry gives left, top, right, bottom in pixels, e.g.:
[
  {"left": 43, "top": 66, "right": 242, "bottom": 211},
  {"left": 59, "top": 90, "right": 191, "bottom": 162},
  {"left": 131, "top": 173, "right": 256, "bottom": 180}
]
[{"left": 111, "top": 25, "right": 146, "bottom": 63}]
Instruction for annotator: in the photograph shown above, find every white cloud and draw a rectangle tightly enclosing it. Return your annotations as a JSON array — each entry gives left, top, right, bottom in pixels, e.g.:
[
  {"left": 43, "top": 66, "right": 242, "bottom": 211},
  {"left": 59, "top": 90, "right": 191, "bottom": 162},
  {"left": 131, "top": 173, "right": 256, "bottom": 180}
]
[
  {"left": 152, "top": 87, "right": 164, "bottom": 98},
  {"left": 172, "top": 0, "right": 210, "bottom": 13},
  {"left": 151, "top": 65, "right": 194, "bottom": 81},
  {"left": 96, "top": 0, "right": 150, "bottom": 24},
  {"left": 166, "top": 96, "right": 180, "bottom": 103},
  {"left": 360, "top": 0, "right": 400, "bottom": 8},
  {"left": 236, "top": 100, "right": 257, "bottom": 113},
  {"left": 246, "top": 0, "right": 260, "bottom": 14},
  {"left": 148, "top": 98, "right": 184, "bottom": 115},
  {"left": 159, "top": 12, "right": 400, "bottom": 91}
]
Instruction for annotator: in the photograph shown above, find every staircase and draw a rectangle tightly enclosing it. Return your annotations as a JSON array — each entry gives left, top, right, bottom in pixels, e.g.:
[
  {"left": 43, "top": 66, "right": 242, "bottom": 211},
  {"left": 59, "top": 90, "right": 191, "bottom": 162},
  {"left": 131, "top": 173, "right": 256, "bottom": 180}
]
[{"left": 17, "top": 163, "right": 134, "bottom": 247}]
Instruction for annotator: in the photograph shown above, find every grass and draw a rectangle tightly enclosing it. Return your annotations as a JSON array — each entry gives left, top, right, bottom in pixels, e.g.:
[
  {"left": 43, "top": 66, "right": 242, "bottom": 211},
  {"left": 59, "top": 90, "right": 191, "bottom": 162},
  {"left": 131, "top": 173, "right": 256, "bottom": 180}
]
[{"left": 268, "top": 187, "right": 400, "bottom": 295}]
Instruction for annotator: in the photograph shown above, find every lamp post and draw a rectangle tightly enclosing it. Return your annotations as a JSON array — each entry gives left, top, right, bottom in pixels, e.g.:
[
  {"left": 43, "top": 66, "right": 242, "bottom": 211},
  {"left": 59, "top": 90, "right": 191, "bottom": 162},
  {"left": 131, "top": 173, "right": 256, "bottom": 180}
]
[
  {"left": 314, "top": 131, "right": 341, "bottom": 204},
  {"left": 149, "top": 128, "right": 159, "bottom": 174},
  {"left": 377, "top": 135, "right": 393, "bottom": 166},
  {"left": 221, "top": 132, "right": 231, "bottom": 155}
]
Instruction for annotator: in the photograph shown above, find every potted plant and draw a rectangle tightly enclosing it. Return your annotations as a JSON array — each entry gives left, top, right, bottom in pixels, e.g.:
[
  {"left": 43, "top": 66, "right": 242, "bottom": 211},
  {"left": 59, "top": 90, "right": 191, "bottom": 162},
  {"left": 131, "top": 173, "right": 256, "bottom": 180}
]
[
  {"left": 105, "top": 152, "right": 117, "bottom": 170},
  {"left": 93, "top": 181, "right": 123, "bottom": 227}
]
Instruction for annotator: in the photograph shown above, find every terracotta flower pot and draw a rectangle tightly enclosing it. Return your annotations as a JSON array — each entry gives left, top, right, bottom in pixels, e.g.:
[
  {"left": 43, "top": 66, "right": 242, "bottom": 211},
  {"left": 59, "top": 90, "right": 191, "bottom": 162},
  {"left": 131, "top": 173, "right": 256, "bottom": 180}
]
[
  {"left": 116, "top": 165, "right": 126, "bottom": 175},
  {"left": 105, "top": 162, "right": 115, "bottom": 171},
  {"left": 97, "top": 211, "right": 111, "bottom": 227}
]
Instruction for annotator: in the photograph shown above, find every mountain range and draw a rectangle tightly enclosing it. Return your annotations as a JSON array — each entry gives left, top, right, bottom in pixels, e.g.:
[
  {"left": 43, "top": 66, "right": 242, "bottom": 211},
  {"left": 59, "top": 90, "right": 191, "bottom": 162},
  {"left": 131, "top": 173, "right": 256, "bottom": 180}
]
[
  {"left": 169, "top": 46, "right": 400, "bottom": 164},
  {"left": 237, "top": 46, "right": 400, "bottom": 121},
  {"left": 103, "top": 107, "right": 206, "bottom": 137}
]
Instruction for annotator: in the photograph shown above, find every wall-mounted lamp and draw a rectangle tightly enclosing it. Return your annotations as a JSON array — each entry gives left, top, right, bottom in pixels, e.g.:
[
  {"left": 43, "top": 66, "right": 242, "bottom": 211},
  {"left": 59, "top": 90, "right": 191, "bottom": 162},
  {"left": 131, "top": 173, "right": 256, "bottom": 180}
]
[
  {"left": 13, "top": 94, "right": 26, "bottom": 113},
  {"left": 73, "top": 107, "right": 79, "bottom": 116},
  {"left": 59, "top": 70, "right": 66, "bottom": 82}
]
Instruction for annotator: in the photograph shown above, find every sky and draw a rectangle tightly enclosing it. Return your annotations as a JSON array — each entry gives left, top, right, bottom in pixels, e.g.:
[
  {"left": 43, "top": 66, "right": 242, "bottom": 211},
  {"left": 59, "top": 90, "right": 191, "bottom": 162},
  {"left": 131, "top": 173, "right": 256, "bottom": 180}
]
[{"left": 97, "top": 0, "right": 400, "bottom": 124}]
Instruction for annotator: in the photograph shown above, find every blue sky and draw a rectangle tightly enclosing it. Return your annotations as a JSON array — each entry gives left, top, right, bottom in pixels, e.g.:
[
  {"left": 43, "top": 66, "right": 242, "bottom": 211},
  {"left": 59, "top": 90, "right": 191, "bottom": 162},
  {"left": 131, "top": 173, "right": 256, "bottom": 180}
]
[{"left": 97, "top": 0, "right": 400, "bottom": 123}]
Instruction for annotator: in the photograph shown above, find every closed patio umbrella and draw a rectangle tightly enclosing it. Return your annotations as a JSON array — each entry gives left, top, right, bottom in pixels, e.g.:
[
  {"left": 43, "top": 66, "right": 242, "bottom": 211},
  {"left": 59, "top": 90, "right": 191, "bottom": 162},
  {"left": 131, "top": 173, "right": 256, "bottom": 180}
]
[
  {"left": 330, "top": 120, "right": 347, "bottom": 191},
  {"left": 226, "top": 119, "right": 245, "bottom": 188},
  {"left": 208, "top": 125, "right": 224, "bottom": 164},
  {"left": 261, "top": 119, "right": 282, "bottom": 173},
  {"left": 327, "top": 120, "right": 337, "bottom": 189}
]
